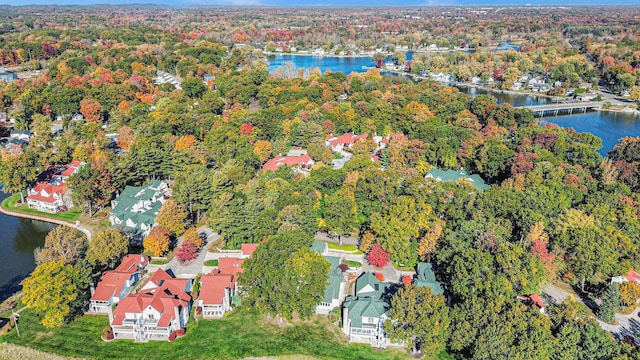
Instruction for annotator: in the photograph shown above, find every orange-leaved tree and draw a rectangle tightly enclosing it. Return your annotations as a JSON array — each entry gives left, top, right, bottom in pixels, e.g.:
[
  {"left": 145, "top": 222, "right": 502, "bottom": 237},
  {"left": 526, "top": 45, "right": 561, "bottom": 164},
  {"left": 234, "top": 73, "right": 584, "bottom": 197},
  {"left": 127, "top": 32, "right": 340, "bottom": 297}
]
[
  {"left": 144, "top": 226, "right": 170, "bottom": 257},
  {"left": 183, "top": 227, "right": 204, "bottom": 249},
  {"left": 79, "top": 98, "right": 103, "bottom": 122}
]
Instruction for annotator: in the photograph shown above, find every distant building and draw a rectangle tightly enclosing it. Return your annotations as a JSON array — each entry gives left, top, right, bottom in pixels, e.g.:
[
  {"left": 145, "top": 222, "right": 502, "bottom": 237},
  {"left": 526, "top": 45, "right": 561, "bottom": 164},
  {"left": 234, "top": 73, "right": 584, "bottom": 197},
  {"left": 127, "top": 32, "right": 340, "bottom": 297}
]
[
  {"left": 262, "top": 154, "right": 314, "bottom": 173},
  {"left": 414, "top": 262, "right": 444, "bottom": 295},
  {"left": 425, "top": 168, "right": 489, "bottom": 190},
  {"left": 0, "top": 67, "right": 17, "bottom": 82},
  {"left": 26, "top": 160, "right": 85, "bottom": 213}
]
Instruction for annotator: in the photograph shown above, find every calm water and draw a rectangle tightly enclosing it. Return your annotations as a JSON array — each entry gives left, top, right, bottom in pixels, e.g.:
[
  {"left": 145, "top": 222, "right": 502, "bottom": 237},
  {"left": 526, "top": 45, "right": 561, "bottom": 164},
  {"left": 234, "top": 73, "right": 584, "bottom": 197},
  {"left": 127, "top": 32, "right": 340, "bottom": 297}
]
[{"left": 0, "top": 190, "right": 56, "bottom": 302}]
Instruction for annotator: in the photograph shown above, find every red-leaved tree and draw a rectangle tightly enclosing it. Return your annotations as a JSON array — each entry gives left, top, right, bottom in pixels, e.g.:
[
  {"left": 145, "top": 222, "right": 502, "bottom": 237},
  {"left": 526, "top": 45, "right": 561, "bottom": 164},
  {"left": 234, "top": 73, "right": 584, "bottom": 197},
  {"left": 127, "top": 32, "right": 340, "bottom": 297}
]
[
  {"left": 367, "top": 243, "right": 390, "bottom": 268},
  {"left": 401, "top": 275, "right": 413, "bottom": 286},
  {"left": 175, "top": 242, "right": 198, "bottom": 264}
]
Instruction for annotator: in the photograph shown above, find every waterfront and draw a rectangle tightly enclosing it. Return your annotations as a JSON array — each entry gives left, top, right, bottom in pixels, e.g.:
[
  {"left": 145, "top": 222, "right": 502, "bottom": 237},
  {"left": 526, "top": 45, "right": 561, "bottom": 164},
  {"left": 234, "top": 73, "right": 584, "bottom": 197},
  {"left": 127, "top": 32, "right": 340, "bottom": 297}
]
[{"left": 0, "top": 190, "right": 56, "bottom": 302}]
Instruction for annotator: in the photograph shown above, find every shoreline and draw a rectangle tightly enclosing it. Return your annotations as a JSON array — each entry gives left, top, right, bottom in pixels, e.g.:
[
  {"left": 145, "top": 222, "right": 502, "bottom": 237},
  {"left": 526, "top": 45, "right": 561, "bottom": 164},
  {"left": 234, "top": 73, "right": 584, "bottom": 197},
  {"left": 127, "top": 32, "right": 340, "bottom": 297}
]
[{"left": 0, "top": 202, "right": 92, "bottom": 240}]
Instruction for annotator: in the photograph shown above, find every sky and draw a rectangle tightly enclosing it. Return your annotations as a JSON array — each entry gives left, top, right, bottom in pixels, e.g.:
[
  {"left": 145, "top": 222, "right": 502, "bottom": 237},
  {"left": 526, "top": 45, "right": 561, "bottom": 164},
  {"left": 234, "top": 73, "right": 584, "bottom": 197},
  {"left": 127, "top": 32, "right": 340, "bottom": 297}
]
[{"left": 3, "top": 0, "right": 640, "bottom": 5}]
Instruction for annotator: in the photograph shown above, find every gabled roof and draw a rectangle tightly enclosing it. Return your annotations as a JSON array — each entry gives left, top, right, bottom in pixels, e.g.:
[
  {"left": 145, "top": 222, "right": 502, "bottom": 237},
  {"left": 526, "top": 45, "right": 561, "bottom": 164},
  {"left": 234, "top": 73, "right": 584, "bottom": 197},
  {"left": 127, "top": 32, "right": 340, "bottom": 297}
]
[
  {"left": 355, "top": 272, "right": 389, "bottom": 299},
  {"left": 415, "top": 262, "right": 444, "bottom": 295},
  {"left": 344, "top": 296, "right": 388, "bottom": 327},
  {"left": 27, "top": 183, "right": 66, "bottom": 204},
  {"left": 326, "top": 133, "right": 369, "bottom": 148},
  {"left": 322, "top": 256, "right": 344, "bottom": 304},
  {"left": 262, "top": 154, "right": 314, "bottom": 172},
  {"left": 310, "top": 241, "right": 328, "bottom": 254},
  {"left": 116, "top": 254, "right": 149, "bottom": 273},
  {"left": 218, "top": 257, "right": 244, "bottom": 276},
  {"left": 626, "top": 269, "right": 640, "bottom": 284},
  {"left": 199, "top": 273, "right": 234, "bottom": 305},
  {"left": 241, "top": 243, "right": 259, "bottom": 258}
]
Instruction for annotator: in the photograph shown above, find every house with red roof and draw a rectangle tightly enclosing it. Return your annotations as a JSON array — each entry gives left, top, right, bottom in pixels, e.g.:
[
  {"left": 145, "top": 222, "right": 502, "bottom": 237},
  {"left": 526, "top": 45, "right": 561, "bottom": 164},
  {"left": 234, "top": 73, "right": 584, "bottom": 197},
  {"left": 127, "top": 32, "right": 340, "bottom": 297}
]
[
  {"left": 198, "top": 273, "right": 236, "bottom": 318},
  {"left": 26, "top": 160, "right": 85, "bottom": 213},
  {"left": 108, "top": 269, "right": 193, "bottom": 342},
  {"left": 241, "top": 243, "right": 259, "bottom": 258},
  {"left": 89, "top": 254, "right": 149, "bottom": 313},
  {"left": 612, "top": 269, "right": 640, "bottom": 285},
  {"left": 217, "top": 257, "right": 245, "bottom": 277},
  {"left": 325, "top": 133, "right": 369, "bottom": 152},
  {"left": 262, "top": 154, "right": 314, "bottom": 173},
  {"left": 517, "top": 293, "right": 545, "bottom": 314}
]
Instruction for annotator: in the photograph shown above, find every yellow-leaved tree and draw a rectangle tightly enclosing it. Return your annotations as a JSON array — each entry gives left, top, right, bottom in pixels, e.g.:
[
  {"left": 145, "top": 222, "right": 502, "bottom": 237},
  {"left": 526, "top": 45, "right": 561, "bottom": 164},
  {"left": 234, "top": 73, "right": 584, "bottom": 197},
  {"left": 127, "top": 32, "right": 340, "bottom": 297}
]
[
  {"left": 156, "top": 199, "right": 187, "bottom": 236},
  {"left": 22, "top": 261, "right": 90, "bottom": 328},
  {"left": 183, "top": 227, "right": 204, "bottom": 249},
  {"left": 144, "top": 226, "right": 170, "bottom": 257}
]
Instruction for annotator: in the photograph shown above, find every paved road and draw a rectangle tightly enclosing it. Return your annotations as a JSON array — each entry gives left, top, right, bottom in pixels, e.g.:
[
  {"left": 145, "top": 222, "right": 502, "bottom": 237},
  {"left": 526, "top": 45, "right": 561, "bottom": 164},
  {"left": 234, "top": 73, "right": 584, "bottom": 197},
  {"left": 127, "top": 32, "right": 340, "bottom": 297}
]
[
  {"left": 331, "top": 150, "right": 352, "bottom": 170},
  {"left": 597, "top": 308, "right": 640, "bottom": 345},
  {"left": 314, "top": 231, "right": 358, "bottom": 246},
  {"left": 166, "top": 226, "right": 218, "bottom": 277}
]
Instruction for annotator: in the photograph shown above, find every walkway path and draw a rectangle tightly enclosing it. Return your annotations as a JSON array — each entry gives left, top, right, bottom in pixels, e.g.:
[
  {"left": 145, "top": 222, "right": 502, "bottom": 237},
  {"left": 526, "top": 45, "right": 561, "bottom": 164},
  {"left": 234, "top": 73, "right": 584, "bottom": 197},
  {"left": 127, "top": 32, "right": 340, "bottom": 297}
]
[
  {"left": 0, "top": 206, "right": 92, "bottom": 240},
  {"left": 166, "top": 226, "right": 217, "bottom": 277}
]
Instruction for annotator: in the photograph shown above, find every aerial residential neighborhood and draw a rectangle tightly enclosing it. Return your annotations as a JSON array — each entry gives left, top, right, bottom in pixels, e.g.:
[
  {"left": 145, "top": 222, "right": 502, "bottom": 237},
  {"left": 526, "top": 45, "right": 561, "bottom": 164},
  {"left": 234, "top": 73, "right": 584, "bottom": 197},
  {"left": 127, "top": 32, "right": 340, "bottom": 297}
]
[{"left": 0, "top": 2, "right": 640, "bottom": 360}]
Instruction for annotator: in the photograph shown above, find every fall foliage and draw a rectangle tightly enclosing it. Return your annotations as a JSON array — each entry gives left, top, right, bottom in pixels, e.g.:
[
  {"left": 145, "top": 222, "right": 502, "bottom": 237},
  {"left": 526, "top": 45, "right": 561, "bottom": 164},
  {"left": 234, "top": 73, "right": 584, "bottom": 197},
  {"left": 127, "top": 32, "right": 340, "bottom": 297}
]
[
  {"left": 144, "top": 226, "right": 171, "bottom": 257},
  {"left": 367, "top": 243, "right": 390, "bottom": 268},
  {"left": 79, "top": 98, "right": 103, "bottom": 122},
  {"left": 183, "top": 227, "right": 204, "bottom": 249},
  {"left": 156, "top": 199, "right": 188, "bottom": 236}
]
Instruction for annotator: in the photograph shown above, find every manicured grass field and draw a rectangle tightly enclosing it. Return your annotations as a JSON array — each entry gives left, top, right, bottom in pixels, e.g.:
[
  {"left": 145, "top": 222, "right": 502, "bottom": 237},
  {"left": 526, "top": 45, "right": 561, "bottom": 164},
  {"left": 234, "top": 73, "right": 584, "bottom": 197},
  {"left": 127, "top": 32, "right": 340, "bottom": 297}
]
[
  {"left": 327, "top": 243, "right": 362, "bottom": 254},
  {"left": 345, "top": 260, "right": 362, "bottom": 267},
  {"left": 0, "top": 309, "right": 414, "bottom": 360},
  {"left": 204, "top": 259, "right": 219, "bottom": 266},
  {"left": 1, "top": 193, "right": 81, "bottom": 222}
]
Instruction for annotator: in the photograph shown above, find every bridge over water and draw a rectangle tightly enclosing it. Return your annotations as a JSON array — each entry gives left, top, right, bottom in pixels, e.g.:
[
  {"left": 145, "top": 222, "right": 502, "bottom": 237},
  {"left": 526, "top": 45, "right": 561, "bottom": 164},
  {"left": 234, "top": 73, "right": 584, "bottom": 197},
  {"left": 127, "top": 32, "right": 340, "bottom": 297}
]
[{"left": 519, "top": 102, "right": 605, "bottom": 117}]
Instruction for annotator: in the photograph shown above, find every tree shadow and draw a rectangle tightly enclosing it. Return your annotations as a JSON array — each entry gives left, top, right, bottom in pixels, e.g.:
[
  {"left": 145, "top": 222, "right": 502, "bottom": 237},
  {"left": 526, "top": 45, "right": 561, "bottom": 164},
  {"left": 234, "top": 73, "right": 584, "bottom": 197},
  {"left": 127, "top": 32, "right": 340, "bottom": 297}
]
[{"left": 0, "top": 273, "right": 29, "bottom": 303}]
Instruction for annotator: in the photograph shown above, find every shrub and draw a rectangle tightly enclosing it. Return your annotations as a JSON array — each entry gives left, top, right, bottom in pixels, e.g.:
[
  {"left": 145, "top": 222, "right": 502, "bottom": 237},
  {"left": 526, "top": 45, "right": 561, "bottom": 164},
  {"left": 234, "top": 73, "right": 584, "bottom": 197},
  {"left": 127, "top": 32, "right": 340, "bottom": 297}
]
[
  {"left": 401, "top": 275, "right": 413, "bottom": 285},
  {"left": 367, "top": 243, "right": 390, "bottom": 268},
  {"left": 375, "top": 272, "right": 385, "bottom": 282}
]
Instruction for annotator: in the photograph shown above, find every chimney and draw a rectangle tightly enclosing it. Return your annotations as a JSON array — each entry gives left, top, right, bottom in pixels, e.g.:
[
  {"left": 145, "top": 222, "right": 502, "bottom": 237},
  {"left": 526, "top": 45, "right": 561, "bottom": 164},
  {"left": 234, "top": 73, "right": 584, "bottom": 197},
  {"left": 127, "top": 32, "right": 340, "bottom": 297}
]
[
  {"left": 90, "top": 283, "right": 96, "bottom": 297},
  {"left": 107, "top": 305, "right": 114, "bottom": 324}
]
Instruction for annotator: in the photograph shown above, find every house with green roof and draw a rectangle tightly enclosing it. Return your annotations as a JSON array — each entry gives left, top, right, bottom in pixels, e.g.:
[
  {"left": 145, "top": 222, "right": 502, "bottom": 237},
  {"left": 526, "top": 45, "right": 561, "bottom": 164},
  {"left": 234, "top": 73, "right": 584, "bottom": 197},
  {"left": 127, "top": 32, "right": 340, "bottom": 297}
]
[
  {"left": 315, "top": 256, "right": 347, "bottom": 315},
  {"left": 425, "top": 168, "right": 489, "bottom": 190},
  {"left": 310, "top": 241, "right": 329, "bottom": 256},
  {"left": 109, "top": 180, "right": 169, "bottom": 239},
  {"left": 415, "top": 262, "right": 444, "bottom": 295},
  {"left": 342, "top": 272, "right": 394, "bottom": 348}
]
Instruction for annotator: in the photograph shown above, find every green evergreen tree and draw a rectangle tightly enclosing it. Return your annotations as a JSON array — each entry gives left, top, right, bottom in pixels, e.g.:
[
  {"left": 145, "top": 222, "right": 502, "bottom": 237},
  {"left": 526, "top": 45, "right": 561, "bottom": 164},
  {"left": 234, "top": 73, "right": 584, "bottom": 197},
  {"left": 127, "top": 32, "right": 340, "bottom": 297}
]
[{"left": 597, "top": 283, "right": 619, "bottom": 322}]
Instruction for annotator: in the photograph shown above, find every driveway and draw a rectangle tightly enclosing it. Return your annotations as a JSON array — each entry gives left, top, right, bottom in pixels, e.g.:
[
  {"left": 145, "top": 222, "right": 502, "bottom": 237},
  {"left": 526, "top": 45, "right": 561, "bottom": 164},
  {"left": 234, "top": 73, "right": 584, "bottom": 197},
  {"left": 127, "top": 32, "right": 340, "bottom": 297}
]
[
  {"left": 597, "top": 308, "right": 640, "bottom": 345},
  {"left": 361, "top": 261, "right": 399, "bottom": 283},
  {"left": 166, "top": 226, "right": 218, "bottom": 278},
  {"left": 315, "top": 231, "right": 358, "bottom": 246},
  {"left": 331, "top": 150, "right": 352, "bottom": 169}
]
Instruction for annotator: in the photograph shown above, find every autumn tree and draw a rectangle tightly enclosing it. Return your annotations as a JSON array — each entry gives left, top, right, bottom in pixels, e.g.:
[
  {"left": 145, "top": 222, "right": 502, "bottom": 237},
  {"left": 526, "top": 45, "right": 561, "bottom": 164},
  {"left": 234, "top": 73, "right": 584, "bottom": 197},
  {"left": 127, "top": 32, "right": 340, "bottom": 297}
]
[
  {"left": 175, "top": 135, "right": 198, "bottom": 152},
  {"left": 143, "top": 226, "right": 170, "bottom": 257},
  {"left": 418, "top": 222, "right": 442, "bottom": 262},
  {"left": 253, "top": 140, "right": 273, "bottom": 162},
  {"left": 35, "top": 226, "right": 86, "bottom": 265},
  {"left": 619, "top": 282, "right": 640, "bottom": 308},
  {"left": 0, "top": 150, "right": 39, "bottom": 202},
  {"left": 183, "top": 227, "right": 204, "bottom": 249},
  {"left": 175, "top": 242, "right": 198, "bottom": 264},
  {"left": 323, "top": 193, "right": 357, "bottom": 245},
  {"left": 359, "top": 230, "right": 376, "bottom": 252},
  {"left": 367, "top": 243, "right": 390, "bottom": 268},
  {"left": 79, "top": 98, "right": 103, "bottom": 122},
  {"left": 22, "top": 260, "right": 91, "bottom": 328},
  {"left": 385, "top": 285, "right": 450, "bottom": 356},
  {"left": 155, "top": 199, "right": 187, "bottom": 236},
  {"left": 116, "top": 125, "right": 134, "bottom": 152},
  {"left": 68, "top": 164, "right": 115, "bottom": 216},
  {"left": 86, "top": 229, "right": 128, "bottom": 269}
]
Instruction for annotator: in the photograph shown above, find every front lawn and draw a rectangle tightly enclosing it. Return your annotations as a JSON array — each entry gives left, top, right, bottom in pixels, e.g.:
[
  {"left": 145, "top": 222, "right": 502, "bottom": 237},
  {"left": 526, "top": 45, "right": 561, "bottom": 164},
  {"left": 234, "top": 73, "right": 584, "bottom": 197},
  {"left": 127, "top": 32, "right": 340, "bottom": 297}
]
[
  {"left": 327, "top": 243, "right": 362, "bottom": 254},
  {"left": 204, "top": 259, "right": 218, "bottom": 266},
  {"left": 0, "top": 309, "right": 412, "bottom": 360},
  {"left": 1, "top": 193, "right": 81, "bottom": 222},
  {"left": 345, "top": 260, "right": 362, "bottom": 268}
]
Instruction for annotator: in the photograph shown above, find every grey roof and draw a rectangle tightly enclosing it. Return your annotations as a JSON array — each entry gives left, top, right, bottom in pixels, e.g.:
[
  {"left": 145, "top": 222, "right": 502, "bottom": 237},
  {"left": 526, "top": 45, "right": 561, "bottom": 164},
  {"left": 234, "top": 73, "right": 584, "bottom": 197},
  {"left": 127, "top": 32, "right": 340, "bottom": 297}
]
[
  {"left": 426, "top": 168, "right": 489, "bottom": 190},
  {"left": 310, "top": 241, "right": 328, "bottom": 253},
  {"left": 415, "top": 262, "right": 444, "bottom": 295}
]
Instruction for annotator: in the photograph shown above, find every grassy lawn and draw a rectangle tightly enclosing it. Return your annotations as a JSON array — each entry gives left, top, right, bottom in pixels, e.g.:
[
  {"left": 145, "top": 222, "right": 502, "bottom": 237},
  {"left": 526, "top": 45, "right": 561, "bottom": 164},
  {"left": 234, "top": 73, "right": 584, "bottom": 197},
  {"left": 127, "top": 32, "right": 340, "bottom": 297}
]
[
  {"left": 327, "top": 243, "right": 362, "bottom": 254},
  {"left": 345, "top": 260, "right": 362, "bottom": 267},
  {"left": 150, "top": 259, "right": 169, "bottom": 265},
  {"left": 1, "top": 193, "right": 81, "bottom": 222},
  {"left": 204, "top": 259, "right": 218, "bottom": 266},
  {"left": 0, "top": 309, "right": 414, "bottom": 360},
  {"left": 332, "top": 153, "right": 343, "bottom": 159}
]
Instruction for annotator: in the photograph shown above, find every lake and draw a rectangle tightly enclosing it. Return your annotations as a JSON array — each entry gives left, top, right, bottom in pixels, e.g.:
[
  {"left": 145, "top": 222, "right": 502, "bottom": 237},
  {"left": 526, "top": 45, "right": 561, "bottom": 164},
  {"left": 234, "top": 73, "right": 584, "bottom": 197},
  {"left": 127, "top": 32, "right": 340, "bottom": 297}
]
[
  {"left": 0, "top": 190, "right": 56, "bottom": 302},
  {"left": 267, "top": 55, "right": 639, "bottom": 155}
]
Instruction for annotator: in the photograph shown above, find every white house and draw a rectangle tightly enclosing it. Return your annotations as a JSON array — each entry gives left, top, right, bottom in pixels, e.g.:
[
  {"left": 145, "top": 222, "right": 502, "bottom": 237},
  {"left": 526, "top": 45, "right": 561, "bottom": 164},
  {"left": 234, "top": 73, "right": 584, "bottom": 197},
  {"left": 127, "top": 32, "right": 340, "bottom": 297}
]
[
  {"left": 198, "top": 273, "right": 235, "bottom": 319},
  {"left": 109, "top": 269, "right": 192, "bottom": 342},
  {"left": 109, "top": 180, "right": 168, "bottom": 238},
  {"left": 89, "top": 254, "right": 149, "bottom": 313}
]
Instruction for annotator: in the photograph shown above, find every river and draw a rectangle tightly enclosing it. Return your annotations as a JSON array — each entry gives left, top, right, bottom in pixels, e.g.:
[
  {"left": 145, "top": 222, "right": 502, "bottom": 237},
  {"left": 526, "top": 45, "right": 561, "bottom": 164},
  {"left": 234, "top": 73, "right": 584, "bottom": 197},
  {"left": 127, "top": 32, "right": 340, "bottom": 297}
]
[
  {"left": 268, "top": 55, "right": 640, "bottom": 156},
  {"left": 0, "top": 190, "right": 56, "bottom": 302}
]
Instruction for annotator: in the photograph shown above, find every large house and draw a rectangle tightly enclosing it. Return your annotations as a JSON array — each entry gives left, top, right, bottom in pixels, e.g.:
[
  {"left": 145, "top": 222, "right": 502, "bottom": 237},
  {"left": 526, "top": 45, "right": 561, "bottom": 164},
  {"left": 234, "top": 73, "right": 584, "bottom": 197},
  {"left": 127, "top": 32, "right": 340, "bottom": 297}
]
[
  {"left": 198, "top": 243, "right": 258, "bottom": 318},
  {"left": 262, "top": 154, "right": 314, "bottom": 173},
  {"left": 198, "top": 273, "right": 236, "bottom": 318},
  {"left": 325, "top": 133, "right": 370, "bottom": 152},
  {"left": 414, "top": 262, "right": 444, "bottom": 295},
  {"left": 26, "top": 160, "right": 85, "bottom": 213},
  {"left": 342, "top": 272, "right": 393, "bottom": 347},
  {"left": 315, "top": 256, "right": 347, "bottom": 315},
  {"left": 89, "top": 254, "right": 149, "bottom": 313},
  {"left": 109, "top": 269, "right": 192, "bottom": 342},
  {"left": 109, "top": 180, "right": 168, "bottom": 238}
]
